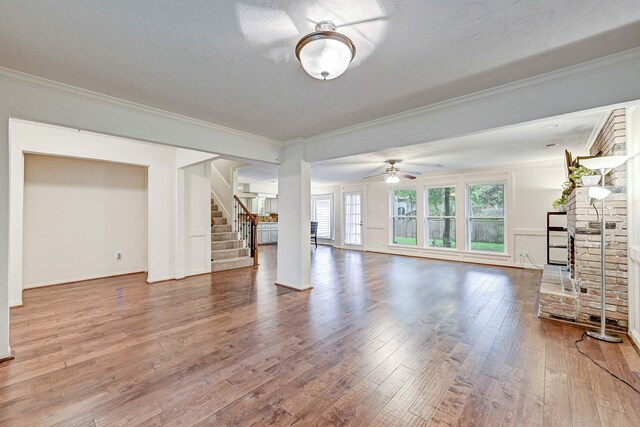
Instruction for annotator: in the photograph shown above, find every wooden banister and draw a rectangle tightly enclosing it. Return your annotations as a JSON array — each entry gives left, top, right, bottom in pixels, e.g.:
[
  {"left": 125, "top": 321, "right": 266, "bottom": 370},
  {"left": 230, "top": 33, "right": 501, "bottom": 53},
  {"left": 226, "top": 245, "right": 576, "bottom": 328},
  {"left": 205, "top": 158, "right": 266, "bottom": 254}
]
[{"left": 233, "top": 195, "right": 259, "bottom": 267}]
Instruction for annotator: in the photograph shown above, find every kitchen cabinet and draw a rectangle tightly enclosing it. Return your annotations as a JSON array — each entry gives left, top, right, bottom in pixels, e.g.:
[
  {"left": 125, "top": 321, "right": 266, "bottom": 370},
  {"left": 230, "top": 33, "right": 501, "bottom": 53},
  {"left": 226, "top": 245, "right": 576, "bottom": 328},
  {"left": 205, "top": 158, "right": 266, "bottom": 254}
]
[{"left": 257, "top": 222, "right": 278, "bottom": 245}]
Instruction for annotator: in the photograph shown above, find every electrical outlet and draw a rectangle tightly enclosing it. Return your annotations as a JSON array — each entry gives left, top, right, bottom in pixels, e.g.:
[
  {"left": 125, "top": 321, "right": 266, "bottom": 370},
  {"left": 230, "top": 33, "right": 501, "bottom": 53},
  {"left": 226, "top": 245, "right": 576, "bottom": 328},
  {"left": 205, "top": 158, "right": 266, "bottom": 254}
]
[{"left": 116, "top": 251, "right": 122, "bottom": 260}]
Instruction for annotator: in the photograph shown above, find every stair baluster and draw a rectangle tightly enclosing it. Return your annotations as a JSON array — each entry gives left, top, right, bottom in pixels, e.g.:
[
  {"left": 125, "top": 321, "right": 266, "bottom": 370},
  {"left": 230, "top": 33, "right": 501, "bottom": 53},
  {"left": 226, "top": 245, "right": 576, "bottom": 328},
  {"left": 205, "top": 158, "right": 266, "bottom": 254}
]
[{"left": 233, "top": 195, "right": 258, "bottom": 267}]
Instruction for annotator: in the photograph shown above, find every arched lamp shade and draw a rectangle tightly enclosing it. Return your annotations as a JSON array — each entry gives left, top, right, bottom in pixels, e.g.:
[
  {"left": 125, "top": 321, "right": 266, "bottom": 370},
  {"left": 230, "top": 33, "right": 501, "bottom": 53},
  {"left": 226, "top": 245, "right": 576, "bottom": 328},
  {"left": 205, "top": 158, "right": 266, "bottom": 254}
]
[
  {"left": 580, "top": 155, "right": 627, "bottom": 172},
  {"left": 588, "top": 186, "right": 612, "bottom": 200},
  {"left": 295, "top": 22, "right": 356, "bottom": 80}
]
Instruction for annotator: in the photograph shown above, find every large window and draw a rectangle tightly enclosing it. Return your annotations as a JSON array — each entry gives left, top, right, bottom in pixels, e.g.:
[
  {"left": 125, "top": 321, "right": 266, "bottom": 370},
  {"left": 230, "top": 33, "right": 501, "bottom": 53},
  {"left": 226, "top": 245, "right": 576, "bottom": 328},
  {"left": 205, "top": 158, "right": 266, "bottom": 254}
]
[
  {"left": 467, "top": 183, "right": 505, "bottom": 252},
  {"left": 392, "top": 189, "right": 417, "bottom": 245},
  {"left": 311, "top": 194, "right": 334, "bottom": 240},
  {"left": 426, "top": 186, "right": 456, "bottom": 248}
]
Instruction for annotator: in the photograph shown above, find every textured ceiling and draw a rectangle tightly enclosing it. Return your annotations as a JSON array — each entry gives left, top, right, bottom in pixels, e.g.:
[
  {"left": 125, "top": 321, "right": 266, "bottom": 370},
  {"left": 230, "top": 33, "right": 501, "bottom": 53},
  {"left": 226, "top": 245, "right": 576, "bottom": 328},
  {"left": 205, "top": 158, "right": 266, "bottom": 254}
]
[
  {"left": 1, "top": 1, "right": 639, "bottom": 140},
  {"left": 238, "top": 109, "right": 604, "bottom": 185}
]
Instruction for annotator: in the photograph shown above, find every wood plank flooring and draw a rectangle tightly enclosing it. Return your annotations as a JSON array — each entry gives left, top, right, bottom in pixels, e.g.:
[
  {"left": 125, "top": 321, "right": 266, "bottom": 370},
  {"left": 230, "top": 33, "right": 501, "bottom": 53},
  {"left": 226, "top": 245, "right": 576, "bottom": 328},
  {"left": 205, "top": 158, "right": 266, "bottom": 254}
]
[{"left": 3, "top": 246, "right": 640, "bottom": 426}]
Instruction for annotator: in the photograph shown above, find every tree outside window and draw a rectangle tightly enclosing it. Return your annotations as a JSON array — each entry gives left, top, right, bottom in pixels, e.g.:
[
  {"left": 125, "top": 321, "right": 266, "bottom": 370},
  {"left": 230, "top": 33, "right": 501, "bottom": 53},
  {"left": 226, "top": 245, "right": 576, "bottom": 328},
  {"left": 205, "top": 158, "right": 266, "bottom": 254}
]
[
  {"left": 392, "top": 189, "right": 417, "bottom": 245},
  {"left": 467, "top": 183, "right": 505, "bottom": 252},
  {"left": 426, "top": 187, "right": 456, "bottom": 248}
]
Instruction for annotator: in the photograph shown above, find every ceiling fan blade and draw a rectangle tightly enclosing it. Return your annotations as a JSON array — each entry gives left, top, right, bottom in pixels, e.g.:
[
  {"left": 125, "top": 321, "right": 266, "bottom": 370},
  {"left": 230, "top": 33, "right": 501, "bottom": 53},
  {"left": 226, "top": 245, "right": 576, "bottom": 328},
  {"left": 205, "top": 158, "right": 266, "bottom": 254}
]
[
  {"left": 362, "top": 172, "right": 388, "bottom": 180},
  {"left": 398, "top": 173, "right": 417, "bottom": 180},
  {"left": 337, "top": 16, "right": 388, "bottom": 28},
  {"left": 306, "top": 16, "right": 387, "bottom": 29},
  {"left": 401, "top": 171, "right": 422, "bottom": 176}
]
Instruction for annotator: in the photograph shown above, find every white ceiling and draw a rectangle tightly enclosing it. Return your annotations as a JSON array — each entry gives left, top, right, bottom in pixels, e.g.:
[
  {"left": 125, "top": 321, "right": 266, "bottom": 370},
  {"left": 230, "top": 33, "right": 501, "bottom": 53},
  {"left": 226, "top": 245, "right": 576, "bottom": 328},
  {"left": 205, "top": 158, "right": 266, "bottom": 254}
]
[
  {"left": 238, "top": 109, "right": 605, "bottom": 185},
  {"left": 1, "top": 1, "right": 639, "bottom": 140}
]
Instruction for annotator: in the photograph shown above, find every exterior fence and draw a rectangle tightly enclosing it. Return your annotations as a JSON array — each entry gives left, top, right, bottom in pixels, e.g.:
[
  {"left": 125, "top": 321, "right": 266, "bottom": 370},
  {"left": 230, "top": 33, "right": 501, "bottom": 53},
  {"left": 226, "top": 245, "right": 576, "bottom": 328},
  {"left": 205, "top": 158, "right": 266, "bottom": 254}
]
[
  {"left": 394, "top": 217, "right": 504, "bottom": 244},
  {"left": 393, "top": 217, "right": 417, "bottom": 239},
  {"left": 469, "top": 218, "right": 504, "bottom": 243}
]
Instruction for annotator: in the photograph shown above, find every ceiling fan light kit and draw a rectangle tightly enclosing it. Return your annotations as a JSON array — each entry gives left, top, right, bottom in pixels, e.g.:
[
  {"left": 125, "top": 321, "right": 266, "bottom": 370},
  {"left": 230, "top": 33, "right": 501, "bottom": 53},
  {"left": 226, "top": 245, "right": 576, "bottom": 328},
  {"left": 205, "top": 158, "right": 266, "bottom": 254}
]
[
  {"left": 295, "top": 21, "right": 356, "bottom": 80},
  {"left": 364, "top": 160, "right": 421, "bottom": 183}
]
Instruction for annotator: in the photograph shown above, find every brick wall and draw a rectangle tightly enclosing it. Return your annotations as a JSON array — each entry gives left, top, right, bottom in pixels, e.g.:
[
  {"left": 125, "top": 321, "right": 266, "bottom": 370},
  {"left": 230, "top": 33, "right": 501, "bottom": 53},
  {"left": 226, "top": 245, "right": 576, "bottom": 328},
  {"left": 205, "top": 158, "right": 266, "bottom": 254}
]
[{"left": 566, "top": 108, "right": 628, "bottom": 330}]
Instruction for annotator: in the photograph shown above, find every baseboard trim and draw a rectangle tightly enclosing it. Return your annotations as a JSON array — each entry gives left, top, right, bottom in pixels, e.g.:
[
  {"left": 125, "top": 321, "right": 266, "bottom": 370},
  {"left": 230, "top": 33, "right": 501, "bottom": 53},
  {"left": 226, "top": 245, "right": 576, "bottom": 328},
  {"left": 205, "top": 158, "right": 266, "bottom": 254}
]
[
  {"left": 24, "top": 271, "right": 147, "bottom": 290},
  {"left": 147, "top": 277, "right": 177, "bottom": 285},
  {"left": 0, "top": 349, "right": 15, "bottom": 364},
  {"left": 275, "top": 282, "right": 313, "bottom": 292},
  {"left": 629, "top": 327, "right": 640, "bottom": 352}
]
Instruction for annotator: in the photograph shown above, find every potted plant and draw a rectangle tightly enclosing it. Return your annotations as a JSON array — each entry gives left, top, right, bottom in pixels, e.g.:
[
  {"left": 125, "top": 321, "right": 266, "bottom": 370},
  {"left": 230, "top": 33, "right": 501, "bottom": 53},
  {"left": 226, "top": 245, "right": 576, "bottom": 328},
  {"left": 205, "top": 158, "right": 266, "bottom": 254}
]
[
  {"left": 552, "top": 194, "right": 568, "bottom": 212},
  {"left": 568, "top": 165, "right": 599, "bottom": 187}
]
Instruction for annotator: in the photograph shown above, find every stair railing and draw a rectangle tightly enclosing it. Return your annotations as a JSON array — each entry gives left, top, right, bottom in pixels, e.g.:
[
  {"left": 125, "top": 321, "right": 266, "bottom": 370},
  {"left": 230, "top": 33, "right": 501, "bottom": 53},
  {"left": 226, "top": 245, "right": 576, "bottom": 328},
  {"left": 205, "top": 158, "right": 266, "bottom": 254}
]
[{"left": 233, "top": 195, "right": 258, "bottom": 267}]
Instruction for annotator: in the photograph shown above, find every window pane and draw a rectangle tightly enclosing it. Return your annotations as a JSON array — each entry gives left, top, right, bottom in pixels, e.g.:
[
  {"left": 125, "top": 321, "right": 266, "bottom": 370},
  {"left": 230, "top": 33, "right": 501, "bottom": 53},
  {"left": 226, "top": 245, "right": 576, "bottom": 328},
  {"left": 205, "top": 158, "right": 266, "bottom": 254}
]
[
  {"left": 313, "top": 198, "right": 332, "bottom": 239},
  {"left": 469, "top": 218, "right": 504, "bottom": 252},
  {"left": 344, "top": 193, "right": 362, "bottom": 246},
  {"left": 427, "top": 218, "right": 456, "bottom": 248},
  {"left": 393, "top": 189, "right": 417, "bottom": 216},
  {"left": 428, "top": 187, "right": 456, "bottom": 216},
  {"left": 392, "top": 189, "right": 417, "bottom": 245},
  {"left": 393, "top": 217, "right": 417, "bottom": 245},
  {"left": 469, "top": 183, "right": 504, "bottom": 217}
]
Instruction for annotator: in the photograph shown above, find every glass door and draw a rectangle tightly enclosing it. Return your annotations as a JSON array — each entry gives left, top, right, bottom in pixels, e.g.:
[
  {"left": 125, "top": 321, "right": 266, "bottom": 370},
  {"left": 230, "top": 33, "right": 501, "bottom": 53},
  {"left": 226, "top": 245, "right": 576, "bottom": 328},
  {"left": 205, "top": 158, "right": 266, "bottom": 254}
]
[{"left": 344, "top": 191, "right": 363, "bottom": 247}]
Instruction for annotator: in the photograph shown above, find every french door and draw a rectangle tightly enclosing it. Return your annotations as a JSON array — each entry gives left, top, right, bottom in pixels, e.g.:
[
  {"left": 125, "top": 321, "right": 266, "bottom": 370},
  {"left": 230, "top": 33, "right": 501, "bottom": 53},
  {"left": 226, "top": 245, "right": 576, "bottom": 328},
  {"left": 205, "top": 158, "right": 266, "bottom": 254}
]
[{"left": 344, "top": 191, "right": 363, "bottom": 247}]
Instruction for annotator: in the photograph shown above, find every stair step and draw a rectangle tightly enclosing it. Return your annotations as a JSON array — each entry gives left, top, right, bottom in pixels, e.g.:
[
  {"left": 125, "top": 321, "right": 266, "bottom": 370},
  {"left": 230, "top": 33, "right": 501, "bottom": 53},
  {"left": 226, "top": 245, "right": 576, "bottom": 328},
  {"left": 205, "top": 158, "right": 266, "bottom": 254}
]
[
  {"left": 212, "top": 231, "right": 237, "bottom": 241},
  {"left": 212, "top": 240, "right": 244, "bottom": 250},
  {"left": 211, "top": 211, "right": 223, "bottom": 218},
  {"left": 212, "top": 247, "right": 249, "bottom": 260},
  {"left": 211, "top": 204, "right": 219, "bottom": 211},
  {"left": 212, "top": 256, "right": 254, "bottom": 272},
  {"left": 212, "top": 224, "right": 232, "bottom": 233},
  {"left": 212, "top": 217, "right": 227, "bottom": 225}
]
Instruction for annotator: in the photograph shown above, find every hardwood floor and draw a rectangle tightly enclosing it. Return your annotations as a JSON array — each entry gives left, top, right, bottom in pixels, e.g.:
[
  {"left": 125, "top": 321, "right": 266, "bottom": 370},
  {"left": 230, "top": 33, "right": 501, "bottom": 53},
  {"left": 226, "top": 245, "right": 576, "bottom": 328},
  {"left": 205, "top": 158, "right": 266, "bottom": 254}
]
[{"left": 3, "top": 246, "right": 640, "bottom": 426}]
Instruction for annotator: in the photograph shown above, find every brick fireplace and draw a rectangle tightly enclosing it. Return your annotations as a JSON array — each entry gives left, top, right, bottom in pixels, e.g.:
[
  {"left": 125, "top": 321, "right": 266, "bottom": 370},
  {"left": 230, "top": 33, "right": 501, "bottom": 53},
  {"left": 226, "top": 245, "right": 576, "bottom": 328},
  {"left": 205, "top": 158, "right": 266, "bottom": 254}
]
[{"left": 539, "top": 109, "right": 628, "bottom": 330}]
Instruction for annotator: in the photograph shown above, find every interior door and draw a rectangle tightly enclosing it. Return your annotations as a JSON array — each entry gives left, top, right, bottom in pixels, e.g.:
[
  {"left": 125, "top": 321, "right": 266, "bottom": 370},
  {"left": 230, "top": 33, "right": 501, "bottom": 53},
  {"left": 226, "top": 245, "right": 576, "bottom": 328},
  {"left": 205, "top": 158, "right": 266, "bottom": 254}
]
[{"left": 344, "top": 191, "right": 363, "bottom": 247}]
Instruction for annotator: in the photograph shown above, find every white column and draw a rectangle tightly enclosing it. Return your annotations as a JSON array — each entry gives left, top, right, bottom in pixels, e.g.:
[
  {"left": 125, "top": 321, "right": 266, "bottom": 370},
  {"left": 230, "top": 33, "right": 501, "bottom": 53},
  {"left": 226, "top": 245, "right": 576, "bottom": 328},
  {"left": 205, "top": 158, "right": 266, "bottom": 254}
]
[
  {"left": 0, "top": 112, "right": 11, "bottom": 359},
  {"left": 276, "top": 146, "right": 312, "bottom": 291}
]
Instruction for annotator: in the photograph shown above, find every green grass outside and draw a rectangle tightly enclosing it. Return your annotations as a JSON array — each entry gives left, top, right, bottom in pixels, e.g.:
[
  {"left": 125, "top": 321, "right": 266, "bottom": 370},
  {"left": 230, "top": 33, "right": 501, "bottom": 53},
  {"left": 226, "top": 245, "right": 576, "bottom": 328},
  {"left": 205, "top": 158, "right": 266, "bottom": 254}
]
[
  {"left": 394, "top": 237, "right": 417, "bottom": 245},
  {"left": 470, "top": 242, "right": 504, "bottom": 252},
  {"left": 394, "top": 237, "right": 504, "bottom": 252},
  {"left": 427, "top": 239, "right": 456, "bottom": 248}
]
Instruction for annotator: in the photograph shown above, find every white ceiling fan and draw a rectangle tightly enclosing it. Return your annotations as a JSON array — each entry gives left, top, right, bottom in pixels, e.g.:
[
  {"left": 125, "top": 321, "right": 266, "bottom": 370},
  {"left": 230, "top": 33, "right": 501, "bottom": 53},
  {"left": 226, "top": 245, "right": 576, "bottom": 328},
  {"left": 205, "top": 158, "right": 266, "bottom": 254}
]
[{"left": 363, "top": 160, "right": 422, "bottom": 183}]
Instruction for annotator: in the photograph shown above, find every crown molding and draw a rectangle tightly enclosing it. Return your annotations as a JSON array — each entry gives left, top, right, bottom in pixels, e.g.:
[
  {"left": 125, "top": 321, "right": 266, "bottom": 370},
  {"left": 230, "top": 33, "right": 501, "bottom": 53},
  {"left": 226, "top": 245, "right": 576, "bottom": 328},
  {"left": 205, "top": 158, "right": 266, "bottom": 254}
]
[
  {"left": 0, "top": 66, "right": 283, "bottom": 148},
  {"left": 585, "top": 111, "right": 611, "bottom": 151},
  {"left": 287, "top": 46, "right": 640, "bottom": 148}
]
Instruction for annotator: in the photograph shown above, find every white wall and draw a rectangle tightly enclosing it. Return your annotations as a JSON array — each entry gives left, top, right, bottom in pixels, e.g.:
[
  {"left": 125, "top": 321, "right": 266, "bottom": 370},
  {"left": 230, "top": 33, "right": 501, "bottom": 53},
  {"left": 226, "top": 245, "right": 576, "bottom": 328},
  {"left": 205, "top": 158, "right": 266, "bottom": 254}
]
[
  {"left": 9, "top": 119, "right": 214, "bottom": 308},
  {"left": 328, "top": 160, "right": 566, "bottom": 269},
  {"left": 181, "top": 162, "right": 212, "bottom": 278},
  {"left": 627, "top": 106, "right": 640, "bottom": 346},
  {"left": 23, "top": 155, "right": 147, "bottom": 288}
]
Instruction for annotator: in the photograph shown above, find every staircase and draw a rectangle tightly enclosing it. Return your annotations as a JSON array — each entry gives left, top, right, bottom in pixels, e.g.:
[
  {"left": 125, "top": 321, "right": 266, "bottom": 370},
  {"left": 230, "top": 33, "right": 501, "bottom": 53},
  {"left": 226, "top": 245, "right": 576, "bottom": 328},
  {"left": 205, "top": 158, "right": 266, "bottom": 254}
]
[{"left": 211, "top": 199, "right": 254, "bottom": 272}]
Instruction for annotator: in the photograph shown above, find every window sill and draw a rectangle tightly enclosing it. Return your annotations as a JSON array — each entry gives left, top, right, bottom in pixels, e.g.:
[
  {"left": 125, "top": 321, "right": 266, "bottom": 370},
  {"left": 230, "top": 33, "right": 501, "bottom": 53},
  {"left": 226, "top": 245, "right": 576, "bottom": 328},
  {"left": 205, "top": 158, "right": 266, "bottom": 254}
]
[
  {"left": 385, "top": 245, "right": 511, "bottom": 258},
  {"left": 388, "top": 243, "right": 419, "bottom": 249}
]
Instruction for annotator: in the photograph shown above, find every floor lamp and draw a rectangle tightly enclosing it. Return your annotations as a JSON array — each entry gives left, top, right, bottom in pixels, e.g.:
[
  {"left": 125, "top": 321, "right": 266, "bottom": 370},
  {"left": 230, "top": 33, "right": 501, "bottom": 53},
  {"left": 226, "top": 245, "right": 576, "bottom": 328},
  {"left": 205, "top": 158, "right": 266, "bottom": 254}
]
[{"left": 579, "top": 155, "right": 627, "bottom": 343}]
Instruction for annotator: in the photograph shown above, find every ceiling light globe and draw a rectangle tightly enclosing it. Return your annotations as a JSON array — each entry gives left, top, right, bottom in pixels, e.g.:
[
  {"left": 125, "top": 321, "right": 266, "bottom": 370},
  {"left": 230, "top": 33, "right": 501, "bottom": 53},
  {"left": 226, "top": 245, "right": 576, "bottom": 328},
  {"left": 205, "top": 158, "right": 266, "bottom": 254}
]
[{"left": 295, "top": 23, "right": 355, "bottom": 81}]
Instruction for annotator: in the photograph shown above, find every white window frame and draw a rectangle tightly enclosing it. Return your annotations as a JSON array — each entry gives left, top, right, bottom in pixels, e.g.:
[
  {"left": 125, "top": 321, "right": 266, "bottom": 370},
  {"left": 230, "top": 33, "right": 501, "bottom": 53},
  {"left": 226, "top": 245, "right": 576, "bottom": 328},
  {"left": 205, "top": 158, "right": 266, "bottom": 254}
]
[
  {"left": 390, "top": 187, "right": 418, "bottom": 246},
  {"left": 311, "top": 194, "right": 334, "bottom": 240},
  {"left": 466, "top": 181, "right": 507, "bottom": 253},
  {"left": 425, "top": 185, "right": 457, "bottom": 249}
]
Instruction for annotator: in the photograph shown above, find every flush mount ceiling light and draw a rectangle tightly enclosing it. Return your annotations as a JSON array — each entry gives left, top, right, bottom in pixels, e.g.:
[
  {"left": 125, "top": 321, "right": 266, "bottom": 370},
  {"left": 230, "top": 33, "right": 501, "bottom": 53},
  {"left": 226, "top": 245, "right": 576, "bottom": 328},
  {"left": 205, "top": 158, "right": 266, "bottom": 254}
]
[{"left": 295, "top": 21, "right": 356, "bottom": 81}]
